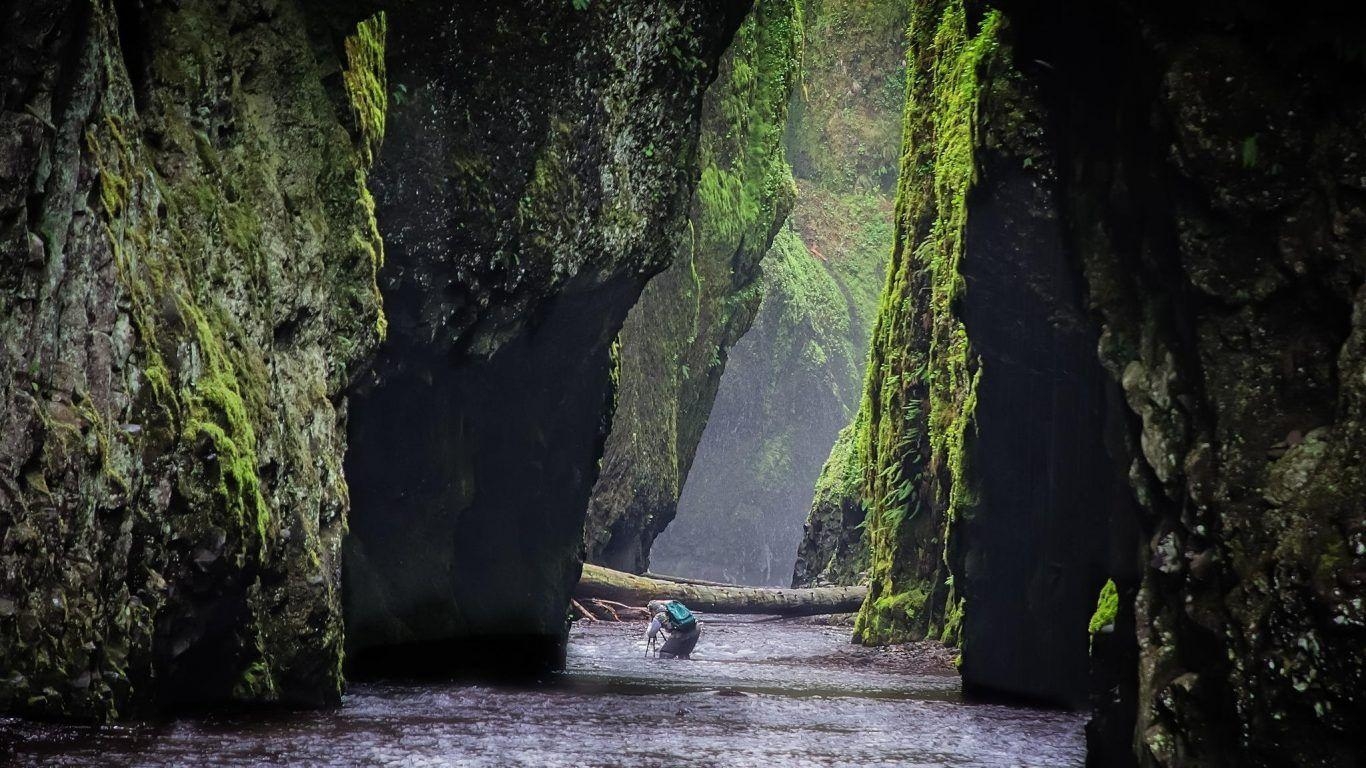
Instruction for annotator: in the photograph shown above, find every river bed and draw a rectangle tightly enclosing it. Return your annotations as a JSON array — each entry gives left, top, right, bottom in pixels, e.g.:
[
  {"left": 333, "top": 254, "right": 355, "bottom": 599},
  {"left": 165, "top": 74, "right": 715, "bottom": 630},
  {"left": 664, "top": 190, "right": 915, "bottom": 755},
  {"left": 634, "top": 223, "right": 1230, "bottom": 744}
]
[{"left": 1, "top": 615, "right": 1086, "bottom": 766}]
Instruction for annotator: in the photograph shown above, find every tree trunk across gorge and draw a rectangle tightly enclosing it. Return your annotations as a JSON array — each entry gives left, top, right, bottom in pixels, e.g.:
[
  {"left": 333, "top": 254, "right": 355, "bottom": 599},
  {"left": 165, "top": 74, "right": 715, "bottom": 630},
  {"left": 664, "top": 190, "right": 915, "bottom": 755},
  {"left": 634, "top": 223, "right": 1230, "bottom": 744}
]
[{"left": 575, "top": 564, "right": 867, "bottom": 616}]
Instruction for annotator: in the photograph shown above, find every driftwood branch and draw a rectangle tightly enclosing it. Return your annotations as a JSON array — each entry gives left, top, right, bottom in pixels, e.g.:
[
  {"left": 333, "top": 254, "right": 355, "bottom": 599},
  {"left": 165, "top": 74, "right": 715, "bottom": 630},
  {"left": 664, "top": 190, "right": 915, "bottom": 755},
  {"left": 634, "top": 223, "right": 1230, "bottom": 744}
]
[{"left": 570, "top": 598, "right": 598, "bottom": 621}]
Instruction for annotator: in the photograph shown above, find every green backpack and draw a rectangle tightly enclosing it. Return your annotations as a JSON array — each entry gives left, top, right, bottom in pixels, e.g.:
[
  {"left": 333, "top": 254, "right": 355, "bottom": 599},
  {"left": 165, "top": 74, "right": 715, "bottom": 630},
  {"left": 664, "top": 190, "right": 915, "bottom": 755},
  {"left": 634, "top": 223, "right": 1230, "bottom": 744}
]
[{"left": 664, "top": 601, "right": 697, "bottom": 631}]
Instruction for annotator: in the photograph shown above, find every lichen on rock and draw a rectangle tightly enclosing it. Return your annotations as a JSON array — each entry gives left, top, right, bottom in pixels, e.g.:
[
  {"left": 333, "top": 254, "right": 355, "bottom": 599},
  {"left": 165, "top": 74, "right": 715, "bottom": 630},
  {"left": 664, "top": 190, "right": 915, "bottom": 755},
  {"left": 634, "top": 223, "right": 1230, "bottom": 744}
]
[
  {"left": 0, "top": 0, "right": 386, "bottom": 718},
  {"left": 848, "top": 0, "right": 1003, "bottom": 650}
]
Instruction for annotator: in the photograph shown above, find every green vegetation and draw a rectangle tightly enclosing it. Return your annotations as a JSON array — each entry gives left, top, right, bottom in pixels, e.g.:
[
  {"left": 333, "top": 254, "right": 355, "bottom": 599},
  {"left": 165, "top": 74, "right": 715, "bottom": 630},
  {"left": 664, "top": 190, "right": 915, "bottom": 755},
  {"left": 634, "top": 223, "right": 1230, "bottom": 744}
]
[
  {"left": 6, "top": 4, "right": 392, "bottom": 716},
  {"left": 657, "top": 0, "right": 905, "bottom": 586},
  {"left": 343, "top": 14, "right": 389, "bottom": 167},
  {"left": 583, "top": 0, "right": 802, "bottom": 571},
  {"left": 693, "top": 2, "right": 801, "bottom": 252},
  {"left": 850, "top": 1, "right": 1004, "bottom": 646},
  {"left": 785, "top": 0, "right": 909, "bottom": 192},
  {"left": 1089, "top": 579, "right": 1118, "bottom": 635}
]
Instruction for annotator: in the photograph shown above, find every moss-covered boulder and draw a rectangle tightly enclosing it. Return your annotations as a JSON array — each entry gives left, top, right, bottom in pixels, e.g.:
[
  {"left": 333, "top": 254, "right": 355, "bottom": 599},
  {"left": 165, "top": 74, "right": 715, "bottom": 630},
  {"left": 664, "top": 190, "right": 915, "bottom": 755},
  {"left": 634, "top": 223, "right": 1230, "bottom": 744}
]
[
  {"left": 342, "top": 0, "right": 751, "bottom": 674},
  {"left": 580, "top": 0, "right": 802, "bottom": 576},
  {"left": 793, "top": 420, "right": 868, "bottom": 587},
  {"left": 0, "top": 0, "right": 385, "bottom": 718}
]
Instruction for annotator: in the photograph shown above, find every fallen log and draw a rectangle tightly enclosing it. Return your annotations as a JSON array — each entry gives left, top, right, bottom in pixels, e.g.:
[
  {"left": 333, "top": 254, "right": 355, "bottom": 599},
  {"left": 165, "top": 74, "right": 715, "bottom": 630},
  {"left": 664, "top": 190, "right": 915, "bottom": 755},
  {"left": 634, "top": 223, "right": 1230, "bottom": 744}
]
[
  {"left": 576, "top": 563, "right": 867, "bottom": 617},
  {"left": 642, "top": 571, "right": 743, "bottom": 589}
]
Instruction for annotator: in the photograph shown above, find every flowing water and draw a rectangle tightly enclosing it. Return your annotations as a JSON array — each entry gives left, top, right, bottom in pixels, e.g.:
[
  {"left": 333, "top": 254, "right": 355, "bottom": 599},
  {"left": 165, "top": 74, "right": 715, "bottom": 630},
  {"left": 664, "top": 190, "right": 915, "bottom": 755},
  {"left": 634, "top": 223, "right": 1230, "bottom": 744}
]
[{"left": 1, "top": 616, "right": 1086, "bottom": 766}]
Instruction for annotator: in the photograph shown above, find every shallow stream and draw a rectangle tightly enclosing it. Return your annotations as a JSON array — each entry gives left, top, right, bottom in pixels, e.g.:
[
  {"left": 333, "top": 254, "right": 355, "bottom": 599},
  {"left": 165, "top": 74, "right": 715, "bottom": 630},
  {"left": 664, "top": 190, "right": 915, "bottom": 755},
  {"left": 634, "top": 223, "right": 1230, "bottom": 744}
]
[{"left": 1, "top": 616, "right": 1085, "bottom": 766}]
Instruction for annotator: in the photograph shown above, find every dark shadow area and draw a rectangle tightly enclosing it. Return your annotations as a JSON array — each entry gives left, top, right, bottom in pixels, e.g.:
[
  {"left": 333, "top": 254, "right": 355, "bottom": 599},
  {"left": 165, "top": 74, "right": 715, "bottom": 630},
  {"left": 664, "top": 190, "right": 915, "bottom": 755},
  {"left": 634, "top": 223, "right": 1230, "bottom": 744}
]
[
  {"left": 957, "top": 133, "right": 1135, "bottom": 709},
  {"left": 344, "top": 277, "right": 639, "bottom": 677},
  {"left": 949, "top": 0, "right": 1144, "bottom": 723}
]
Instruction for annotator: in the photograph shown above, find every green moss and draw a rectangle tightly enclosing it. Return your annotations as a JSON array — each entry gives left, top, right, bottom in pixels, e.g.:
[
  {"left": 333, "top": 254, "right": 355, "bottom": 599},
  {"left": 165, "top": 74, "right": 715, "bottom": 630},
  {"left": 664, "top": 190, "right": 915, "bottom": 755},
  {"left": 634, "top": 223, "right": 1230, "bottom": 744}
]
[
  {"left": 811, "top": 423, "right": 861, "bottom": 508},
  {"left": 342, "top": 13, "right": 388, "bottom": 166},
  {"left": 867, "top": 583, "right": 930, "bottom": 639},
  {"left": 1089, "top": 578, "right": 1119, "bottom": 635},
  {"left": 767, "top": 227, "right": 857, "bottom": 388},
  {"left": 939, "top": 593, "right": 964, "bottom": 644},
  {"left": 343, "top": 14, "right": 390, "bottom": 341},
  {"left": 52, "top": 3, "right": 391, "bottom": 715},
  {"left": 786, "top": 0, "right": 909, "bottom": 191},
  {"left": 88, "top": 115, "right": 133, "bottom": 217},
  {"left": 231, "top": 659, "right": 276, "bottom": 700},
  {"left": 583, "top": 0, "right": 802, "bottom": 570},
  {"left": 851, "top": 1, "right": 1004, "bottom": 647},
  {"left": 693, "top": 4, "right": 800, "bottom": 251}
]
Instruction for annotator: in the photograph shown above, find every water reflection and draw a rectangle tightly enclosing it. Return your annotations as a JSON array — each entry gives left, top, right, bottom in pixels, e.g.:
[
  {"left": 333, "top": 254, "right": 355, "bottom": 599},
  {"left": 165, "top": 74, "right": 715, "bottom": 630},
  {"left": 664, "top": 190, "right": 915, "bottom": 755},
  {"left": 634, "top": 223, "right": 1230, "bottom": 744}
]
[{"left": 1, "top": 616, "right": 1085, "bottom": 767}]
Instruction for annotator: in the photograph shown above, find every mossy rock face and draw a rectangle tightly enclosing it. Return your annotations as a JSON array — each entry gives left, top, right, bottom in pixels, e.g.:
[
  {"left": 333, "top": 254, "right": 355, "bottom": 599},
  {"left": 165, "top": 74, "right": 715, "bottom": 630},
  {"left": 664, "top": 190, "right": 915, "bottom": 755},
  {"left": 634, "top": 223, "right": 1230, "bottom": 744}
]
[
  {"left": 774, "top": 0, "right": 908, "bottom": 589},
  {"left": 0, "top": 0, "right": 385, "bottom": 718},
  {"left": 834, "top": 0, "right": 1136, "bottom": 710},
  {"left": 656, "top": 0, "right": 902, "bottom": 588},
  {"left": 580, "top": 0, "right": 801, "bottom": 577},
  {"left": 848, "top": 0, "right": 1003, "bottom": 653},
  {"left": 589, "top": 0, "right": 901, "bottom": 586},
  {"left": 1048, "top": 4, "right": 1366, "bottom": 764},
  {"left": 835, "top": 0, "right": 1364, "bottom": 762},
  {"left": 342, "top": 0, "right": 751, "bottom": 673},
  {"left": 653, "top": 224, "right": 872, "bottom": 584},
  {"left": 793, "top": 420, "right": 869, "bottom": 588}
]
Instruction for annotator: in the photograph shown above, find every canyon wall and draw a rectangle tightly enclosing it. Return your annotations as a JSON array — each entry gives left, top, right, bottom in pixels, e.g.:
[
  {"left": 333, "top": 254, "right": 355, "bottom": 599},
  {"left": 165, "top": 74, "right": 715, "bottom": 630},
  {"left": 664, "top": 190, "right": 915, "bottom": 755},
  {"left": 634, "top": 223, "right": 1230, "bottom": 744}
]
[
  {"left": 600, "top": 0, "right": 903, "bottom": 585},
  {"left": 0, "top": 0, "right": 753, "bottom": 714},
  {"left": 580, "top": 0, "right": 801, "bottom": 576},
  {"left": 841, "top": 5, "right": 1133, "bottom": 715},
  {"left": 0, "top": 0, "right": 386, "bottom": 717},
  {"left": 1045, "top": 1, "right": 1366, "bottom": 762},
  {"left": 818, "top": 0, "right": 1363, "bottom": 763},
  {"left": 659, "top": 0, "right": 903, "bottom": 587},
  {"left": 342, "top": 0, "right": 750, "bottom": 674}
]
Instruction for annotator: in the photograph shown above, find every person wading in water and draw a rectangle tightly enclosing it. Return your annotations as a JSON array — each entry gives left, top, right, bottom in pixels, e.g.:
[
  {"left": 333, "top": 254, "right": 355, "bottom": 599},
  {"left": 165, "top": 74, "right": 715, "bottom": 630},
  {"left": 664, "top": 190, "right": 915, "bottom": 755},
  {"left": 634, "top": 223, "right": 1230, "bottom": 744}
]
[{"left": 645, "top": 599, "right": 702, "bottom": 659}]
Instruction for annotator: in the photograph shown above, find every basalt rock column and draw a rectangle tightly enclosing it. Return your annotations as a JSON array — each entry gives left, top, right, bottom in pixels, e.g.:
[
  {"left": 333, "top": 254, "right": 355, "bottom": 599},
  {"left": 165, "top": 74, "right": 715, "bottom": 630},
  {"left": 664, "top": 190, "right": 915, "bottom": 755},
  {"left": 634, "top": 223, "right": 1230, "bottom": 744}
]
[
  {"left": 343, "top": 0, "right": 749, "bottom": 674},
  {"left": 841, "top": 4, "right": 1136, "bottom": 711},
  {"left": 1033, "top": 0, "right": 1366, "bottom": 762},
  {"left": 952, "top": 32, "right": 1140, "bottom": 707}
]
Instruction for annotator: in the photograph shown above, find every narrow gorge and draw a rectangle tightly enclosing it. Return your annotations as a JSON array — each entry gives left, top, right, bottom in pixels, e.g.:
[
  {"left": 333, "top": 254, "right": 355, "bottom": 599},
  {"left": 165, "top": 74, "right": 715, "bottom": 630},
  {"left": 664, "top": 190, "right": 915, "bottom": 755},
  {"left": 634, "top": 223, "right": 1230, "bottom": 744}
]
[{"left": 2, "top": 0, "right": 1361, "bottom": 766}]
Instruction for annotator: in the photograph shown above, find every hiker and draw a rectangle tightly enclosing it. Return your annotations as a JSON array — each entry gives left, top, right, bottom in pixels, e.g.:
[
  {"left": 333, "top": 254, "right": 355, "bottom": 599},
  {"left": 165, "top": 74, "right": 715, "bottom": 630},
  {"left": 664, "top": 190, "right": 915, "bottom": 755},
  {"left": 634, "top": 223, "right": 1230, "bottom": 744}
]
[{"left": 646, "top": 599, "right": 702, "bottom": 659}]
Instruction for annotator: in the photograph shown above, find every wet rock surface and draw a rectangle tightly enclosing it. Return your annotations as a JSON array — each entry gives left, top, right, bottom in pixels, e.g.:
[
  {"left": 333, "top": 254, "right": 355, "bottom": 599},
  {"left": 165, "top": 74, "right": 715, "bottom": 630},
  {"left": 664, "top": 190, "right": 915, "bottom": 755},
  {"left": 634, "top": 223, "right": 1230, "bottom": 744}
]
[
  {"left": 659, "top": 0, "right": 904, "bottom": 589},
  {"left": 805, "top": 0, "right": 1362, "bottom": 763},
  {"left": 0, "top": 0, "right": 385, "bottom": 717},
  {"left": 1020, "top": 1, "right": 1366, "bottom": 762},
  {"left": 341, "top": 0, "right": 749, "bottom": 674},
  {"left": 582, "top": 0, "right": 800, "bottom": 576}
]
